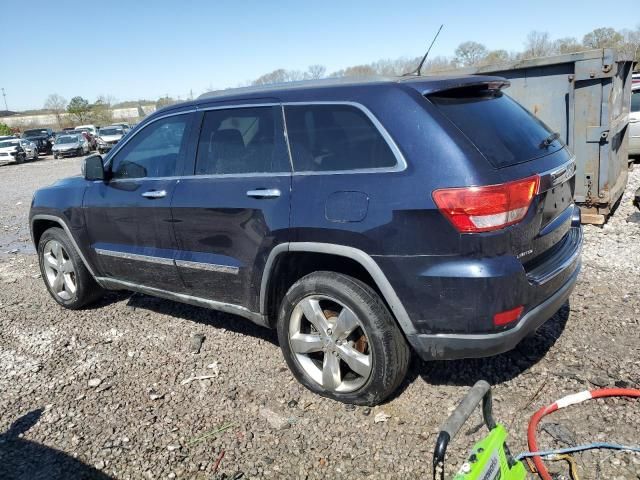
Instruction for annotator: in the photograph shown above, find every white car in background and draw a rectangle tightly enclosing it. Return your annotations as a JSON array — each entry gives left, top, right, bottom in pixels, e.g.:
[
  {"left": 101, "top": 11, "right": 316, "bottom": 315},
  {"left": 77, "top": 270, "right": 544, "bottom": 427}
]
[
  {"left": 0, "top": 138, "right": 36, "bottom": 163},
  {"left": 75, "top": 124, "right": 98, "bottom": 137},
  {"left": 97, "top": 126, "right": 125, "bottom": 153},
  {"left": 630, "top": 86, "right": 640, "bottom": 157}
]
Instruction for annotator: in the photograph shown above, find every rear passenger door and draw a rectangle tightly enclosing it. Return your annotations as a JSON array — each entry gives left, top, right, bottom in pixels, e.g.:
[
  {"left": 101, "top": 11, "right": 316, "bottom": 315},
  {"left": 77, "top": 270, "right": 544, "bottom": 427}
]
[{"left": 170, "top": 104, "right": 291, "bottom": 311}]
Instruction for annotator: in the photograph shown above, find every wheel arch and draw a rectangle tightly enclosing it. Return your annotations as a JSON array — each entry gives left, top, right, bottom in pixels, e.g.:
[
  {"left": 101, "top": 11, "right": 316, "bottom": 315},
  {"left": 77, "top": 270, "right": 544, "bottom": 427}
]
[
  {"left": 260, "top": 242, "right": 416, "bottom": 335},
  {"left": 30, "top": 214, "right": 99, "bottom": 279}
]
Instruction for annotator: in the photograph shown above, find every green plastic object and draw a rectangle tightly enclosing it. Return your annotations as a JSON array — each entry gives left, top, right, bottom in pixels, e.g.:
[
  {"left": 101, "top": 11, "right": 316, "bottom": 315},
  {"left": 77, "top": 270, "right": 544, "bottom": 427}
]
[{"left": 452, "top": 424, "right": 527, "bottom": 480}]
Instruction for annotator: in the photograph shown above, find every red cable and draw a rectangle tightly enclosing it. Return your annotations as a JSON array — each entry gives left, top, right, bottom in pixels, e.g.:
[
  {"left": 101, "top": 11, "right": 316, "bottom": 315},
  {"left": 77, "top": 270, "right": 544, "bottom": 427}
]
[{"left": 527, "top": 388, "right": 640, "bottom": 480}]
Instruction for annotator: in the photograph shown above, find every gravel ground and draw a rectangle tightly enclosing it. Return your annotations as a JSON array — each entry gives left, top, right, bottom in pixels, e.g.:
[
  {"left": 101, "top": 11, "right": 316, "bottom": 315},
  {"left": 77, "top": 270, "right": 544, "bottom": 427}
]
[{"left": 0, "top": 155, "right": 639, "bottom": 480}]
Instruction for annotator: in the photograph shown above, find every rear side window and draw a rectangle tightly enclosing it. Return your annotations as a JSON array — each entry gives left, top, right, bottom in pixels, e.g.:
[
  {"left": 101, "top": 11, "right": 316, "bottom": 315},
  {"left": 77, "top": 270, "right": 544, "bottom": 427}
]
[
  {"left": 632, "top": 90, "right": 640, "bottom": 112},
  {"left": 195, "top": 106, "right": 289, "bottom": 175},
  {"left": 284, "top": 104, "right": 397, "bottom": 172},
  {"left": 429, "top": 90, "right": 562, "bottom": 168}
]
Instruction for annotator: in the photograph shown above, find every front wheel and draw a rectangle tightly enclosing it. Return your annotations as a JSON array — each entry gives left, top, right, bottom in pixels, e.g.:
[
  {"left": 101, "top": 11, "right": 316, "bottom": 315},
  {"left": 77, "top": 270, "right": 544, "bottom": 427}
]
[
  {"left": 277, "top": 271, "right": 410, "bottom": 406},
  {"left": 38, "top": 227, "right": 104, "bottom": 309}
]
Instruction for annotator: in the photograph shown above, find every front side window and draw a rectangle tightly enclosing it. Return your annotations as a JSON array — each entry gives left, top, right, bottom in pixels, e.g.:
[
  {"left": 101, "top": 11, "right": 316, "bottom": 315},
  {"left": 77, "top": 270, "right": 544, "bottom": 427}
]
[
  {"left": 110, "top": 114, "right": 190, "bottom": 179},
  {"left": 284, "top": 104, "right": 398, "bottom": 172},
  {"left": 195, "top": 106, "right": 289, "bottom": 175}
]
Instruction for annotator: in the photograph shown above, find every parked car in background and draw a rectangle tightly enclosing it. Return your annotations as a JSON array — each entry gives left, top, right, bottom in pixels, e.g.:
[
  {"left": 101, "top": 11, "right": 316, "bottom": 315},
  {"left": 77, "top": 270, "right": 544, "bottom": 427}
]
[
  {"left": 630, "top": 86, "right": 640, "bottom": 157},
  {"left": 96, "top": 126, "right": 125, "bottom": 153},
  {"left": 0, "top": 138, "right": 28, "bottom": 163},
  {"left": 52, "top": 134, "right": 89, "bottom": 158},
  {"left": 75, "top": 128, "right": 97, "bottom": 151},
  {"left": 75, "top": 125, "right": 98, "bottom": 137},
  {"left": 19, "top": 138, "right": 39, "bottom": 160},
  {"left": 22, "top": 128, "right": 54, "bottom": 155},
  {"left": 29, "top": 76, "right": 583, "bottom": 405},
  {"left": 109, "top": 122, "right": 131, "bottom": 133},
  {"left": 633, "top": 72, "right": 640, "bottom": 86}
]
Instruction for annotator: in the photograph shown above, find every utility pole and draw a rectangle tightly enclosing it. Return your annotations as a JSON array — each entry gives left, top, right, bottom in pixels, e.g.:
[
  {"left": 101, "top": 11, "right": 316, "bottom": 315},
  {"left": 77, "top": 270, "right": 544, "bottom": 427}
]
[{"left": 1, "top": 88, "right": 7, "bottom": 111}]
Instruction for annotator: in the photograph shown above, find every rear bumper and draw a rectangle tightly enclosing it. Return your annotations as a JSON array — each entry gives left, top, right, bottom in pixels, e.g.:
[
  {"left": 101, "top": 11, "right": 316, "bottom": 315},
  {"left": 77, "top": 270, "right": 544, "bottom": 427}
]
[{"left": 406, "top": 262, "right": 579, "bottom": 360}]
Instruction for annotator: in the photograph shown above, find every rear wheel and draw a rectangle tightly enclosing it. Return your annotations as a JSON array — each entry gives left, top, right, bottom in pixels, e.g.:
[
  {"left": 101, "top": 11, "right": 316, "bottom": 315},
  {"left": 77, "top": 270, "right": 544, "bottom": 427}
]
[
  {"left": 277, "top": 271, "right": 410, "bottom": 405},
  {"left": 38, "top": 227, "right": 104, "bottom": 309}
]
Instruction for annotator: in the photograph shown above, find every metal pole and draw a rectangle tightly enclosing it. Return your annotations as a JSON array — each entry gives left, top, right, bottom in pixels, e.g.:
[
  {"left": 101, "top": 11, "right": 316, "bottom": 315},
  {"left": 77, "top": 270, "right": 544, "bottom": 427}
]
[{"left": 1, "top": 88, "right": 7, "bottom": 111}]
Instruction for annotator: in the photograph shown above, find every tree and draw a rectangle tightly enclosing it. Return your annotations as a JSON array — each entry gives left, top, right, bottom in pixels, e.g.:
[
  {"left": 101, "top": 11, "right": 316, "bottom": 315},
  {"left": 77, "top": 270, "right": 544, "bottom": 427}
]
[
  {"left": 44, "top": 94, "right": 67, "bottom": 127},
  {"left": 67, "top": 96, "right": 91, "bottom": 123},
  {"left": 90, "top": 96, "right": 113, "bottom": 124},
  {"left": 0, "top": 123, "right": 11, "bottom": 136},
  {"left": 305, "top": 64, "right": 326, "bottom": 80},
  {"left": 454, "top": 41, "right": 488, "bottom": 67},
  {"left": 482, "top": 50, "right": 511, "bottom": 65},
  {"left": 156, "top": 96, "right": 176, "bottom": 109},
  {"left": 331, "top": 65, "right": 377, "bottom": 77},
  {"left": 582, "top": 27, "right": 623, "bottom": 49},
  {"left": 523, "top": 31, "right": 553, "bottom": 58},
  {"left": 552, "top": 37, "right": 583, "bottom": 54}
]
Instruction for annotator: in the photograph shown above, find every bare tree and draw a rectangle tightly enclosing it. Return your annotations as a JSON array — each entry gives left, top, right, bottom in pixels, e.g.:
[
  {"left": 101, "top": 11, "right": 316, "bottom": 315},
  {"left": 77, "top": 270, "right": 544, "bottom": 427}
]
[
  {"left": 552, "top": 37, "right": 584, "bottom": 54},
  {"left": 582, "top": 27, "right": 623, "bottom": 49},
  {"left": 523, "top": 31, "right": 553, "bottom": 58},
  {"left": 306, "top": 64, "right": 326, "bottom": 80},
  {"left": 44, "top": 94, "right": 67, "bottom": 128},
  {"left": 454, "top": 41, "right": 488, "bottom": 67},
  {"left": 331, "top": 65, "right": 377, "bottom": 78},
  {"left": 481, "top": 50, "right": 511, "bottom": 65}
]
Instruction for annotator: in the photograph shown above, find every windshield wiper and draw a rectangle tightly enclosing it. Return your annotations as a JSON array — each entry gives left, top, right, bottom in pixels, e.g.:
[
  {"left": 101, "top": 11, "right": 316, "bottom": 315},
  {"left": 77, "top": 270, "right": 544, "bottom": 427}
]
[{"left": 539, "top": 132, "right": 560, "bottom": 149}]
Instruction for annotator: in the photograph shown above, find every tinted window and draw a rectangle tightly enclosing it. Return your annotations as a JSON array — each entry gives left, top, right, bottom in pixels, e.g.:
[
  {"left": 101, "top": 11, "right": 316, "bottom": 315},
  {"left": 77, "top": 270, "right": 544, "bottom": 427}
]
[
  {"left": 284, "top": 104, "right": 397, "bottom": 172},
  {"left": 632, "top": 90, "right": 640, "bottom": 113},
  {"left": 429, "top": 90, "right": 562, "bottom": 168},
  {"left": 195, "top": 106, "right": 288, "bottom": 175},
  {"left": 111, "top": 114, "right": 190, "bottom": 179}
]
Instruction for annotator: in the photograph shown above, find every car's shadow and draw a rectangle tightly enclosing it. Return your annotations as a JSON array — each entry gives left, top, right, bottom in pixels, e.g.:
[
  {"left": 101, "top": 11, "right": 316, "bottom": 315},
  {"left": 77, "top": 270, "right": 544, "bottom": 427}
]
[
  {"left": 122, "top": 291, "right": 279, "bottom": 346},
  {"left": 0, "top": 408, "right": 113, "bottom": 480},
  {"left": 394, "top": 302, "right": 571, "bottom": 398},
  {"left": 93, "top": 290, "right": 569, "bottom": 403}
]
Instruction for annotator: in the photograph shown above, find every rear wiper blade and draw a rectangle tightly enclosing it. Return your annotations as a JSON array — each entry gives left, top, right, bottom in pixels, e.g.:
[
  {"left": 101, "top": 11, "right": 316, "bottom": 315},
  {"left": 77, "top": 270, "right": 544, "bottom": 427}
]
[{"left": 539, "top": 132, "right": 560, "bottom": 149}]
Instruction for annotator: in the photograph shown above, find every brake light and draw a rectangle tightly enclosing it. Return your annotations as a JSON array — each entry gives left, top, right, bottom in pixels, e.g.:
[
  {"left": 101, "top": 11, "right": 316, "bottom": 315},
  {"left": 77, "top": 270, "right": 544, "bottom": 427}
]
[
  {"left": 493, "top": 305, "right": 524, "bottom": 326},
  {"left": 432, "top": 175, "right": 539, "bottom": 233}
]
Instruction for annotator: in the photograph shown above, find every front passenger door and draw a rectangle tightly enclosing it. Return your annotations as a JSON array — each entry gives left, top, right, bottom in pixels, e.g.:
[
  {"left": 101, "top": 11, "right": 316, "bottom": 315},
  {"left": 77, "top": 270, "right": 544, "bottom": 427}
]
[{"left": 83, "top": 112, "right": 195, "bottom": 289}]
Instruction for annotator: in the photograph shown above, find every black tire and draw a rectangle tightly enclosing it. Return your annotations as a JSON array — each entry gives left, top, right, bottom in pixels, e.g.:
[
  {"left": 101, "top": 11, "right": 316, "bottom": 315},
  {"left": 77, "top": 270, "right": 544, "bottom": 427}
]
[
  {"left": 37, "top": 227, "right": 104, "bottom": 309},
  {"left": 15, "top": 154, "right": 24, "bottom": 164},
  {"left": 277, "top": 271, "right": 410, "bottom": 406},
  {"left": 53, "top": 153, "right": 58, "bottom": 159}
]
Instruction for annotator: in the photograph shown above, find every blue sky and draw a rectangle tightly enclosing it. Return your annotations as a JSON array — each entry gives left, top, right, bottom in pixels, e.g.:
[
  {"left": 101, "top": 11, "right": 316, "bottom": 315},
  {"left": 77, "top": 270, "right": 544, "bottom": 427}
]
[{"left": 2, "top": 0, "right": 637, "bottom": 110}]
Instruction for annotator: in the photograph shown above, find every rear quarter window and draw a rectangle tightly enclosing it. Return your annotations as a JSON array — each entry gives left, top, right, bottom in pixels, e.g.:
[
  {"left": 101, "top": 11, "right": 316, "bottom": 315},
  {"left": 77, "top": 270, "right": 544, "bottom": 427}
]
[
  {"left": 429, "top": 89, "right": 562, "bottom": 168},
  {"left": 631, "top": 90, "right": 640, "bottom": 112},
  {"left": 284, "top": 104, "right": 398, "bottom": 172}
]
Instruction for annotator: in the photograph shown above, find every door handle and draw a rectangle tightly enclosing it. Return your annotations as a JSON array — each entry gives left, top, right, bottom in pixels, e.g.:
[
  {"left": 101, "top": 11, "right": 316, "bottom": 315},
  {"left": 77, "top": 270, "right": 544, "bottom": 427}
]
[
  {"left": 142, "top": 190, "right": 167, "bottom": 199},
  {"left": 246, "top": 188, "right": 281, "bottom": 199}
]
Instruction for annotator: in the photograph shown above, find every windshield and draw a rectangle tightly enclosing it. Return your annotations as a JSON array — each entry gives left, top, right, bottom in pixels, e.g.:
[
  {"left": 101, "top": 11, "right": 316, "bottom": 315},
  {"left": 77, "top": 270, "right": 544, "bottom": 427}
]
[
  {"left": 99, "top": 128, "right": 123, "bottom": 136},
  {"left": 428, "top": 88, "right": 563, "bottom": 168},
  {"left": 0, "top": 141, "right": 18, "bottom": 148},
  {"left": 23, "top": 129, "right": 48, "bottom": 137},
  {"left": 57, "top": 136, "right": 79, "bottom": 144}
]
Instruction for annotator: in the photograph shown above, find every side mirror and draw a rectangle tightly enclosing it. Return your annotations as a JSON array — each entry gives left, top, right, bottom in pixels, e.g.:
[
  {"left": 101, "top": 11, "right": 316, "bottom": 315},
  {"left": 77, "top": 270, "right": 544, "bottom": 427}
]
[{"left": 83, "top": 154, "right": 105, "bottom": 181}]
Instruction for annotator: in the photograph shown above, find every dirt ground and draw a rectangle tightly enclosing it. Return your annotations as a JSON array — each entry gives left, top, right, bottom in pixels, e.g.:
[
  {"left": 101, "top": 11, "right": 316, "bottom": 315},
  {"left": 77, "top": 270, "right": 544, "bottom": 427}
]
[{"left": 0, "top": 155, "right": 639, "bottom": 480}]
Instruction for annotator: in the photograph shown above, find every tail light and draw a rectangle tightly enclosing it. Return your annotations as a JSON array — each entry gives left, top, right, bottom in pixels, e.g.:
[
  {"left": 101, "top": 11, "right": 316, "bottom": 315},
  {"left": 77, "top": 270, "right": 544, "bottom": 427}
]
[
  {"left": 493, "top": 305, "right": 524, "bottom": 326},
  {"left": 432, "top": 175, "right": 539, "bottom": 233}
]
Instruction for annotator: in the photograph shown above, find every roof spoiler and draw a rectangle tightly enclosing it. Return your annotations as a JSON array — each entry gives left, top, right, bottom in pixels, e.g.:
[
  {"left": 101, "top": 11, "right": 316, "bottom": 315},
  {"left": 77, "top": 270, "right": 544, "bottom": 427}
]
[{"left": 403, "top": 75, "right": 510, "bottom": 96}]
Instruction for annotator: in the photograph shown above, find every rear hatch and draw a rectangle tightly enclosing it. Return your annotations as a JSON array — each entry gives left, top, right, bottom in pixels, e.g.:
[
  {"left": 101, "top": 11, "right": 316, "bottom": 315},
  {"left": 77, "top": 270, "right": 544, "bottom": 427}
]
[{"left": 426, "top": 82, "right": 577, "bottom": 266}]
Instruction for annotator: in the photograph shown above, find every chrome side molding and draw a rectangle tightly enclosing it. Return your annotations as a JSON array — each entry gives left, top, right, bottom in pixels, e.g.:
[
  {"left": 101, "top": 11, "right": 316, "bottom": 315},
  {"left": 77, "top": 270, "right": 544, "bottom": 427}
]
[{"left": 96, "top": 277, "right": 268, "bottom": 327}]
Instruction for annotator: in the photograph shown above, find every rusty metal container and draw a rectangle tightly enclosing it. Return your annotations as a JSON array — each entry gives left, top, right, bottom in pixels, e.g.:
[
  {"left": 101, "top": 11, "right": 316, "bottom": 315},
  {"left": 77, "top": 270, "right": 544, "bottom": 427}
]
[{"left": 435, "top": 49, "right": 636, "bottom": 224}]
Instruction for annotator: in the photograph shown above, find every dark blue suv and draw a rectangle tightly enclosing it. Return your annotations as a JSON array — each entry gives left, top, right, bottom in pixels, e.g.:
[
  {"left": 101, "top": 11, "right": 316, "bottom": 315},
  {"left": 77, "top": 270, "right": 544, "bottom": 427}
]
[{"left": 29, "top": 76, "right": 582, "bottom": 405}]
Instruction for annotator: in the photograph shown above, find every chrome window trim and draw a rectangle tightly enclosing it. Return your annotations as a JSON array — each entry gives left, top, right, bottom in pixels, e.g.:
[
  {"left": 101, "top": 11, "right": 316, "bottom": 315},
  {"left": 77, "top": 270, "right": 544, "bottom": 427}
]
[
  {"left": 96, "top": 277, "right": 267, "bottom": 327},
  {"left": 95, "top": 248, "right": 175, "bottom": 266},
  {"left": 104, "top": 100, "right": 407, "bottom": 180},
  {"left": 259, "top": 242, "right": 416, "bottom": 335},
  {"left": 283, "top": 101, "right": 408, "bottom": 175},
  {"left": 175, "top": 259, "right": 239, "bottom": 275}
]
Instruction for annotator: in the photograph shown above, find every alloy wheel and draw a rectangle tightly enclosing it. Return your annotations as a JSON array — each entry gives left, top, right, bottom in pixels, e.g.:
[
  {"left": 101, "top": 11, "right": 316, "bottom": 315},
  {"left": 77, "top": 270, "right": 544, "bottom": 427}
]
[
  {"left": 42, "top": 240, "right": 77, "bottom": 301},
  {"left": 288, "top": 295, "right": 372, "bottom": 393}
]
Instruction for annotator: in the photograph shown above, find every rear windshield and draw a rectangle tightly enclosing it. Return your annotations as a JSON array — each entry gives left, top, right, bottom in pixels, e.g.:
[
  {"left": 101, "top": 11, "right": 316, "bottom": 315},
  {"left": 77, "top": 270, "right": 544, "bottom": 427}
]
[{"left": 429, "top": 89, "right": 562, "bottom": 168}]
